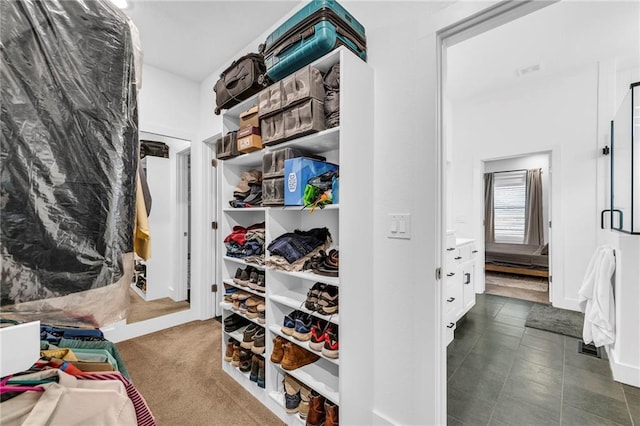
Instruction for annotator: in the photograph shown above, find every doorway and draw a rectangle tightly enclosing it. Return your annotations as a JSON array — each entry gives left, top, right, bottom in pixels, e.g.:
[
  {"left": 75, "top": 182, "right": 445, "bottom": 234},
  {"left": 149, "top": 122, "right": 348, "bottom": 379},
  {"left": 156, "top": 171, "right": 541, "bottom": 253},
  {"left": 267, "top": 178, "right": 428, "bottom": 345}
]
[
  {"left": 439, "top": 1, "right": 639, "bottom": 424},
  {"left": 482, "top": 153, "right": 551, "bottom": 305}
]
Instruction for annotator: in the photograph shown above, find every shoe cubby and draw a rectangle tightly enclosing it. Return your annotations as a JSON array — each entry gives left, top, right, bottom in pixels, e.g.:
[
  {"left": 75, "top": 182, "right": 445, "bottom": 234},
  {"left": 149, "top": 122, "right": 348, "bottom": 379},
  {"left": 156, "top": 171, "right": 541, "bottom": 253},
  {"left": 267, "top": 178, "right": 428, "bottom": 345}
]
[
  {"left": 267, "top": 274, "right": 340, "bottom": 326},
  {"left": 213, "top": 47, "right": 373, "bottom": 424}
]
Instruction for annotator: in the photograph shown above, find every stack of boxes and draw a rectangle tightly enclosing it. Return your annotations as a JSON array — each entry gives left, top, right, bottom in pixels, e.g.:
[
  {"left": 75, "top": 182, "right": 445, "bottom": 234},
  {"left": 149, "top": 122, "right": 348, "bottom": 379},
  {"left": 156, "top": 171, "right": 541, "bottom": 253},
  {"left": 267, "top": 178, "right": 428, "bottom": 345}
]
[{"left": 237, "top": 105, "right": 262, "bottom": 153}]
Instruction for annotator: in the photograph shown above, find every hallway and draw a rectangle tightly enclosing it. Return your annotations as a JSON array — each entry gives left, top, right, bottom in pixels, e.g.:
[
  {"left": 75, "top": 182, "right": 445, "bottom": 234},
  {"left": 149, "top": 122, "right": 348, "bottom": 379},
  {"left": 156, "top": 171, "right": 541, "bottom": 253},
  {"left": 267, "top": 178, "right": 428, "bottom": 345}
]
[{"left": 447, "top": 294, "right": 639, "bottom": 425}]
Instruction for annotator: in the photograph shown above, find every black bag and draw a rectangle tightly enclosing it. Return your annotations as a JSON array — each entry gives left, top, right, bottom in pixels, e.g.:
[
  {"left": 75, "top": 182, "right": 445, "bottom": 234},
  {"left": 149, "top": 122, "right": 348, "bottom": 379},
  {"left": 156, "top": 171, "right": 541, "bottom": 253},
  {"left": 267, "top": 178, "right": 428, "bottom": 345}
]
[{"left": 214, "top": 53, "right": 268, "bottom": 115}]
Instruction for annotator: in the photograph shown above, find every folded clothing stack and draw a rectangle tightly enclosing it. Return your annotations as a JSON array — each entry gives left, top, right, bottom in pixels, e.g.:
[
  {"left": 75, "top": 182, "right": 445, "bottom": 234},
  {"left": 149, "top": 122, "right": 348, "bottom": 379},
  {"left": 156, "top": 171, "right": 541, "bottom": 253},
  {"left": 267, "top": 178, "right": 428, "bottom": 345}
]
[
  {"left": 266, "top": 228, "right": 332, "bottom": 272},
  {"left": 224, "top": 222, "right": 266, "bottom": 260},
  {"left": 230, "top": 169, "right": 263, "bottom": 208}
]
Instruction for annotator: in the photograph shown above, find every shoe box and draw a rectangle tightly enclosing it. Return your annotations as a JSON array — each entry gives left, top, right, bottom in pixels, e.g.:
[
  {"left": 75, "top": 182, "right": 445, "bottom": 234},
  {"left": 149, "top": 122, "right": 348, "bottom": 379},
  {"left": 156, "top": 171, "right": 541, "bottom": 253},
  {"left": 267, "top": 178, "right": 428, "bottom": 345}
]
[
  {"left": 237, "top": 126, "right": 262, "bottom": 153},
  {"left": 284, "top": 157, "right": 339, "bottom": 206},
  {"left": 262, "top": 148, "right": 326, "bottom": 206}
]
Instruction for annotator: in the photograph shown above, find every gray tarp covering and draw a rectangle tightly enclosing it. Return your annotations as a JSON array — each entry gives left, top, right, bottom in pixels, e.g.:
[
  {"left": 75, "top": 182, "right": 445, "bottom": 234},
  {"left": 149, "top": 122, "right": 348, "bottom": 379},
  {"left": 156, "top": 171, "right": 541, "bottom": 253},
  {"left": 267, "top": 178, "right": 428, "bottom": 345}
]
[{"left": 0, "top": 0, "right": 138, "bottom": 325}]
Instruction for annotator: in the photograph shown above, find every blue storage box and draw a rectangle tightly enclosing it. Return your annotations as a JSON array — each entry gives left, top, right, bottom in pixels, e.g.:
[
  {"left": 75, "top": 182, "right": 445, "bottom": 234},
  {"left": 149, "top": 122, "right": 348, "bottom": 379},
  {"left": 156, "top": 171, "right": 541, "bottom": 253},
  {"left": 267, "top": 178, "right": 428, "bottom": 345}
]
[{"left": 284, "top": 157, "right": 339, "bottom": 206}]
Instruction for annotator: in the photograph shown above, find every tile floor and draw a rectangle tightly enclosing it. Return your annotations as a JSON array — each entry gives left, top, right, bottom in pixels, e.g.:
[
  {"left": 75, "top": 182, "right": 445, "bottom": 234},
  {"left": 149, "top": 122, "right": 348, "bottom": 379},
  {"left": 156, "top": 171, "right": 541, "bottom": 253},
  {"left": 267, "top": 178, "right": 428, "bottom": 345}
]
[{"left": 447, "top": 294, "right": 639, "bottom": 426}]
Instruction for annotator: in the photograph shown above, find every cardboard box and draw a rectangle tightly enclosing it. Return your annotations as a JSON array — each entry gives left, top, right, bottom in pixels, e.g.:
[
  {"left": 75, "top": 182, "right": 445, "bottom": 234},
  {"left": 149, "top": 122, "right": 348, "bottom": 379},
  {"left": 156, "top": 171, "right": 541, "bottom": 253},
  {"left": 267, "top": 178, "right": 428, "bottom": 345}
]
[
  {"left": 239, "top": 105, "right": 260, "bottom": 128},
  {"left": 284, "top": 157, "right": 339, "bottom": 206},
  {"left": 237, "top": 126, "right": 262, "bottom": 153}
]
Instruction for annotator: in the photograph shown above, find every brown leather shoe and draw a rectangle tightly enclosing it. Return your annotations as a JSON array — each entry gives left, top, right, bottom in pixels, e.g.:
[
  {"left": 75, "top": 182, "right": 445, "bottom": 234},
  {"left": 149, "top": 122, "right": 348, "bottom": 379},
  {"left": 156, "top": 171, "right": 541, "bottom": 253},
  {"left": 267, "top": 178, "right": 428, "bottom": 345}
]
[
  {"left": 231, "top": 343, "right": 241, "bottom": 367},
  {"left": 281, "top": 342, "right": 320, "bottom": 371},
  {"left": 224, "top": 339, "right": 236, "bottom": 362},
  {"left": 305, "top": 391, "right": 326, "bottom": 426},
  {"left": 270, "top": 336, "right": 285, "bottom": 364},
  {"left": 324, "top": 399, "right": 339, "bottom": 426}
]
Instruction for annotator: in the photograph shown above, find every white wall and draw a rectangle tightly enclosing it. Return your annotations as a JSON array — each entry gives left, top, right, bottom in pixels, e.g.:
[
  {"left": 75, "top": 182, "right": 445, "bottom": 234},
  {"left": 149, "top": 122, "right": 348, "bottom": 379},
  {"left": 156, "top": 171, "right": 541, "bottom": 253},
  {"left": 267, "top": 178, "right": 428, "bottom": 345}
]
[
  {"left": 138, "top": 64, "right": 200, "bottom": 140},
  {"left": 451, "top": 64, "right": 598, "bottom": 311}
]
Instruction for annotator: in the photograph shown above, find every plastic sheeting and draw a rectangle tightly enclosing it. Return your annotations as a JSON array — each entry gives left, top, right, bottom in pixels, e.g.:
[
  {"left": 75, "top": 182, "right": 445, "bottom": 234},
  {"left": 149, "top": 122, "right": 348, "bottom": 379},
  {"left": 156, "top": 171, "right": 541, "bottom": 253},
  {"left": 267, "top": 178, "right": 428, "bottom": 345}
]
[{"left": 0, "top": 0, "right": 139, "bottom": 326}]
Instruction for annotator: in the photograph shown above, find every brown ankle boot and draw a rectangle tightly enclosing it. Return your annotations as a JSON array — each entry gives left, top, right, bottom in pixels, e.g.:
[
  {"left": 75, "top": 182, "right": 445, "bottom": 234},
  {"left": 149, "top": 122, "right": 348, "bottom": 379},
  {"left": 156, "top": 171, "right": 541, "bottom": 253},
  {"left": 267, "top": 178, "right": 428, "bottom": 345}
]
[
  {"left": 281, "top": 342, "right": 320, "bottom": 371},
  {"left": 324, "top": 399, "right": 339, "bottom": 426},
  {"left": 270, "top": 336, "right": 285, "bottom": 364},
  {"left": 305, "top": 391, "right": 325, "bottom": 426}
]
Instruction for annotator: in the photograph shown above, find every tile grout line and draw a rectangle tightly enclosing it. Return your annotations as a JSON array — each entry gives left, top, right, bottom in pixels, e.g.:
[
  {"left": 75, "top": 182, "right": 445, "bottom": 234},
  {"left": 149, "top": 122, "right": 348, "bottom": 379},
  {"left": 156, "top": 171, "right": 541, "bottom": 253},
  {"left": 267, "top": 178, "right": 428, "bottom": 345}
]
[
  {"left": 621, "top": 385, "right": 635, "bottom": 426},
  {"left": 485, "top": 305, "right": 523, "bottom": 426},
  {"left": 560, "top": 335, "right": 566, "bottom": 425}
]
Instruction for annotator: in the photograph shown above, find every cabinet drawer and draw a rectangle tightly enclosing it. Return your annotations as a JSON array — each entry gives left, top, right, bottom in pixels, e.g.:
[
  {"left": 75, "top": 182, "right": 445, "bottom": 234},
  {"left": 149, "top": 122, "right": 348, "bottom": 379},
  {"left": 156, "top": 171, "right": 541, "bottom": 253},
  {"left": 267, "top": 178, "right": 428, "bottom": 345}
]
[
  {"left": 446, "top": 248, "right": 461, "bottom": 267},
  {"left": 443, "top": 321, "right": 456, "bottom": 346}
]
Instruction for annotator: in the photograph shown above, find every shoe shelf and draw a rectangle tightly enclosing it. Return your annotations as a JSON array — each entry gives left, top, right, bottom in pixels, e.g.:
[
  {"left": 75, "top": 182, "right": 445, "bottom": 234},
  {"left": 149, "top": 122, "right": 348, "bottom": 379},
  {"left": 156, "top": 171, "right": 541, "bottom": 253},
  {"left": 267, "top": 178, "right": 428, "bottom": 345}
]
[
  {"left": 220, "top": 303, "right": 265, "bottom": 328},
  {"left": 222, "top": 207, "right": 268, "bottom": 213},
  {"left": 215, "top": 46, "right": 373, "bottom": 424},
  {"left": 267, "top": 391, "right": 306, "bottom": 426},
  {"left": 223, "top": 279, "right": 266, "bottom": 298},
  {"left": 269, "top": 294, "right": 340, "bottom": 325},
  {"left": 224, "top": 127, "right": 340, "bottom": 168},
  {"left": 271, "top": 360, "right": 339, "bottom": 405},
  {"left": 270, "top": 268, "right": 340, "bottom": 287},
  {"left": 223, "top": 256, "right": 266, "bottom": 270},
  {"left": 222, "top": 360, "right": 267, "bottom": 397},
  {"left": 223, "top": 324, "right": 247, "bottom": 342},
  {"left": 268, "top": 325, "right": 339, "bottom": 366}
]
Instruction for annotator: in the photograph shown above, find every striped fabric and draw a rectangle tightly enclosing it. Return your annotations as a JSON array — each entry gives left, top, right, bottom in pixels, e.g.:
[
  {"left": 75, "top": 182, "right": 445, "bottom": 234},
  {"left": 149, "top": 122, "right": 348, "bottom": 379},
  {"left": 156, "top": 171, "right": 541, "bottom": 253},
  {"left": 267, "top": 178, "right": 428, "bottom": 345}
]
[{"left": 77, "top": 372, "right": 156, "bottom": 426}]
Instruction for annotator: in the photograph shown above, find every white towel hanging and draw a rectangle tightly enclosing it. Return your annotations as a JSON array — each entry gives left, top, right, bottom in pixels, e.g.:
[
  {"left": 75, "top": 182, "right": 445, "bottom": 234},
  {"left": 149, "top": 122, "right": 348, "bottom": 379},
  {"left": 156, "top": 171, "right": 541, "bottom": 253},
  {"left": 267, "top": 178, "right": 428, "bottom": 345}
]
[{"left": 578, "top": 245, "right": 616, "bottom": 347}]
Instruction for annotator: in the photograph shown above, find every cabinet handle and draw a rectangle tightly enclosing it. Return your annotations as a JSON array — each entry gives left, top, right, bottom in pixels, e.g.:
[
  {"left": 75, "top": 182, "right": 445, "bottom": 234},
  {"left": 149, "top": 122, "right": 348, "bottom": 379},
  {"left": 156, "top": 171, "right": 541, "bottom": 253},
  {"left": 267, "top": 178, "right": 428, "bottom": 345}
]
[
  {"left": 446, "top": 248, "right": 455, "bottom": 251},
  {"left": 447, "top": 323, "right": 455, "bottom": 329},
  {"left": 447, "top": 297, "right": 455, "bottom": 302},
  {"left": 447, "top": 272, "right": 455, "bottom": 277},
  {"left": 464, "top": 273, "right": 471, "bottom": 284},
  {"left": 472, "top": 250, "right": 478, "bottom": 253},
  {"left": 454, "top": 256, "right": 462, "bottom": 260}
]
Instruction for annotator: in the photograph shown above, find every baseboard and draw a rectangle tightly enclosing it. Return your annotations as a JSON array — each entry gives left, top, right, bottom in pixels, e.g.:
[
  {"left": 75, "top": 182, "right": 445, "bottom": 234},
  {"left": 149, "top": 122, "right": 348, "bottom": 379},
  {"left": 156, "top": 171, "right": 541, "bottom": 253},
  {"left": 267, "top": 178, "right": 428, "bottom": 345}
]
[{"left": 606, "top": 345, "right": 640, "bottom": 387}]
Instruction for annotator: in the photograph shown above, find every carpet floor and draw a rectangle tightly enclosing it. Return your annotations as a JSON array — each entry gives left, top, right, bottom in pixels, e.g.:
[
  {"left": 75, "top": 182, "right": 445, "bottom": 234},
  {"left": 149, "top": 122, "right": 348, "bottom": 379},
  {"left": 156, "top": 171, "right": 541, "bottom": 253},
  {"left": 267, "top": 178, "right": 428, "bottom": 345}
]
[
  {"left": 485, "top": 271, "right": 549, "bottom": 304},
  {"left": 116, "top": 319, "right": 284, "bottom": 426}
]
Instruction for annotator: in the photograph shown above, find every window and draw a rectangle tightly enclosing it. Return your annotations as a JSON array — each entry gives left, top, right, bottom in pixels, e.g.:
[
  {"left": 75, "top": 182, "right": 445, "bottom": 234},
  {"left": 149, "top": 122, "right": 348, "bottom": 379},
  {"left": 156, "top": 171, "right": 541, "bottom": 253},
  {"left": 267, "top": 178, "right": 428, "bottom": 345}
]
[{"left": 493, "top": 170, "right": 526, "bottom": 243}]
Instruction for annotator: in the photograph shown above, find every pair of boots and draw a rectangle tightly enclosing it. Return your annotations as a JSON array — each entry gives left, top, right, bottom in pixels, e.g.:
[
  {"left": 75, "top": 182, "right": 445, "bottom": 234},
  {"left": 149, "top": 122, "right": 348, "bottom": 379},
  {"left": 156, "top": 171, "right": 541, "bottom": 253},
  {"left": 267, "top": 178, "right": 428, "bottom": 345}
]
[
  {"left": 249, "top": 354, "right": 265, "bottom": 388},
  {"left": 270, "top": 336, "right": 319, "bottom": 370},
  {"left": 283, "top": 374, "right": 311, "bottom": 417},
  {"left": 306, "top": 391, "right": 338, "bottom": 426}
]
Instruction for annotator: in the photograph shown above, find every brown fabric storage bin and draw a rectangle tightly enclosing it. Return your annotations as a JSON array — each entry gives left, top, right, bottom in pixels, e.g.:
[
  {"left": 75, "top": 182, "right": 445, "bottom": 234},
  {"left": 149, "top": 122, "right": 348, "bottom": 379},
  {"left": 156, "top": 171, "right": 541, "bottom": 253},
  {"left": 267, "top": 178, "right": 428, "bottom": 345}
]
[
  {"left": 261, "top": 113, "right": 285, "bottom": 145},
  {"left": 262, "top": 177, "right": 284, "bottom": 206},
  {"left": 283, "top": 98, "right": 326, "bottom": 140},
  {"left": 216, "top": 131, "right": 239, "bottom": 159},
  {"left": 237, "top": 126, "right": 263, "bottom": 153},
  {"left": 239, "top": 105, "right": 260, "bottom": 128},
  {"left": 258, "top": 82, "right": 282, "bottom": 118},
  {"left": 262, "top": 147, "right": 325, "bottom": 179},
  {"left": 281, "top": 66, "right": 325, "bottom": 109}
]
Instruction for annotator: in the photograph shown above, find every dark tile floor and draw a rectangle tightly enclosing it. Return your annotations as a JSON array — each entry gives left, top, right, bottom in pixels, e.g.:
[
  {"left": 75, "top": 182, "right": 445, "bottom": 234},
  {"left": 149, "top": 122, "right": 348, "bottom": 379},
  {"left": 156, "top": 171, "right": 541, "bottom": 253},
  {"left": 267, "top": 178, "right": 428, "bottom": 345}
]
[{"left": 447, "top": 294, "right": 639, "bottom": 426}]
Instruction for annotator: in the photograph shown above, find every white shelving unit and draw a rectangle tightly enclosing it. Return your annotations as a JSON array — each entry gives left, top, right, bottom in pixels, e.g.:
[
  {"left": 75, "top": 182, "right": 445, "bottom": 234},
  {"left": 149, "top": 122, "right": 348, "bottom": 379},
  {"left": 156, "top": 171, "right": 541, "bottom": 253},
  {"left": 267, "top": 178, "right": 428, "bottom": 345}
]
[{"left": 211, "top": 47, "right": 373, "bottom": 424}]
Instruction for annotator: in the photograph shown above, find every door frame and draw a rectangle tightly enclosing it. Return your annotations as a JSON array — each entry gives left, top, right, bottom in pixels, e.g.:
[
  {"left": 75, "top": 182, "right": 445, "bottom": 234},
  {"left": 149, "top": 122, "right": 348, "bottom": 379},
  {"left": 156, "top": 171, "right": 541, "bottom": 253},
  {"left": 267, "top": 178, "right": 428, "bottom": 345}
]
[
  {"left": 175, "top": 147, "right": 191, "bottom": 302},
  {"left": 436, "top": 0, "right": 558, "bottom": 422}
]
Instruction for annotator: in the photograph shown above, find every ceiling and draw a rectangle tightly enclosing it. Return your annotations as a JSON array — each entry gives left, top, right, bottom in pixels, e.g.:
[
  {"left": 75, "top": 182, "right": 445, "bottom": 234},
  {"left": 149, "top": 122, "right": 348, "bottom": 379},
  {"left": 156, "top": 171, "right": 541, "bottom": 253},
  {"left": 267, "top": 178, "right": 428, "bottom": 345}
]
[
  {"left": 446, "top": 1, "right": 640, "bottom": 100},
  {"left": 123, "top": 1, "right": 299, "bottom": 82},
  {"left": 122, "top": 0, "right": 452, "bottom": 83}
]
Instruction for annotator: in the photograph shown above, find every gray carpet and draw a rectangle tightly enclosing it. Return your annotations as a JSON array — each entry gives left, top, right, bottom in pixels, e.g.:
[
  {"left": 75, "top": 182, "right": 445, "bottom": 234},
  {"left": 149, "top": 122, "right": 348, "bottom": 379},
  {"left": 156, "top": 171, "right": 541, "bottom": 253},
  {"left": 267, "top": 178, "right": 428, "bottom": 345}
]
[{"left": 525, "top": 303, "right": 585, "bottom": 338}]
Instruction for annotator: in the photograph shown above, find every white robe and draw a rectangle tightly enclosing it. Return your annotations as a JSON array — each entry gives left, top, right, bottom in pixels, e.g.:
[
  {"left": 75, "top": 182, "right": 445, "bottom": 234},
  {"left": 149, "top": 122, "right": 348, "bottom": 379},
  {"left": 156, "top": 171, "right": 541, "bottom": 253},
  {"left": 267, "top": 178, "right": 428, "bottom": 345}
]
[{"left": 578, "top": 245, "right": 616, "bottom": 347}]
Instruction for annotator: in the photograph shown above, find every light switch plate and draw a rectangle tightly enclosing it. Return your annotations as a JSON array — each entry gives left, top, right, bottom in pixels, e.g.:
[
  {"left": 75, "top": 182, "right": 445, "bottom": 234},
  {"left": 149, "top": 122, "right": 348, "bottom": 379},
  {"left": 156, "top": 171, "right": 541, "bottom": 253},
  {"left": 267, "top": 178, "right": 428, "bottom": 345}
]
[{"left": 388, "top": 213, "right": 411, "bottom": 239}]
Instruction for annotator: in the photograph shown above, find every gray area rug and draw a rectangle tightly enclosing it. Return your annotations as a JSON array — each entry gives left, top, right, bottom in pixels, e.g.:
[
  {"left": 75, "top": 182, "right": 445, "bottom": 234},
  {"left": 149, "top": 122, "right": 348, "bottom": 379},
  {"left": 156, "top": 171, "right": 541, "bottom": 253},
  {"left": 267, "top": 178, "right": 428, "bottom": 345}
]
[{"left": 525, "top": 303, "right": 585, "bottom": 339}]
